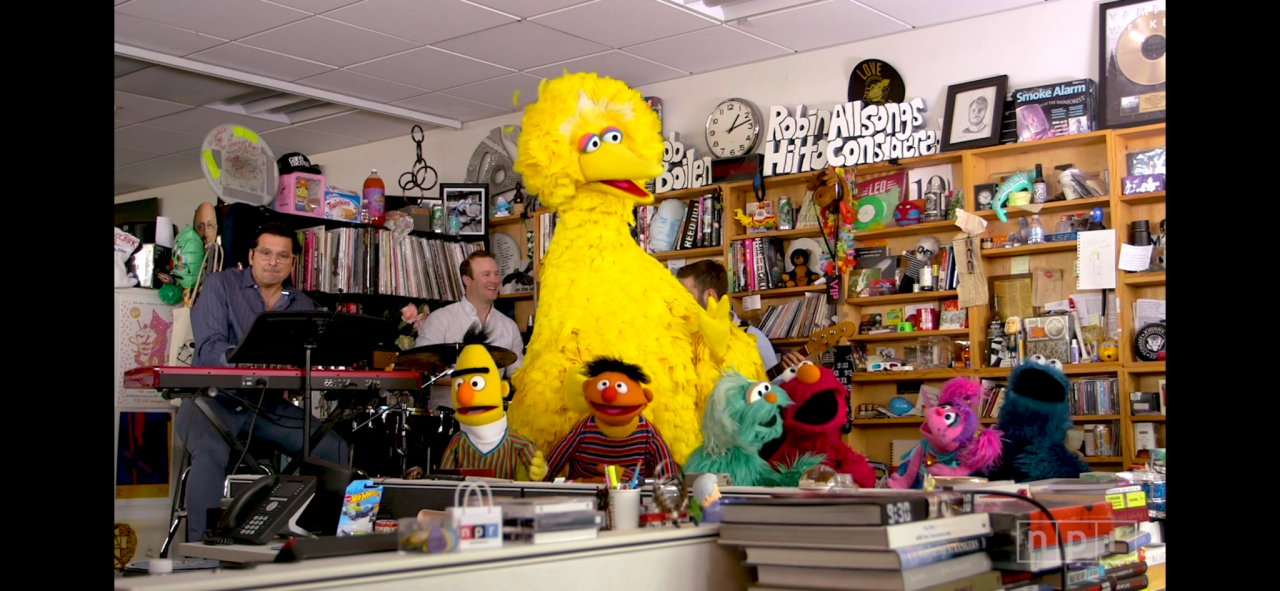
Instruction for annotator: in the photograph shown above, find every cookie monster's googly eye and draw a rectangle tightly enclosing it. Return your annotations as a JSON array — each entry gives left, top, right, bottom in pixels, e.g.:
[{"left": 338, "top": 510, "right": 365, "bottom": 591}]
[
  {"left": 943, "top": 411, "right": 958, "bottom": 425},
  {"left": 601, "top": 127, "right": 623, "bottom": 144},
  {"left": 614, "top": 381, "right": 629, "bottom": 395},
  {"left": 1031, "top": 354, "right": 1047, "bottom": 365},
  {"left": 1047, "top": 359, "right": 1063, "bottom": 370},
  {"left": 469, "top": 376, "right": 486, "bottom": 390},
  {"left": 579, "top": 133, "right": 601, "bottom": 153},
  {"left": 746, "top": 382, "right": 770, "bottom": 405},
  {"left": 596, "top": 379, "right": 610, "bottom": 391}
]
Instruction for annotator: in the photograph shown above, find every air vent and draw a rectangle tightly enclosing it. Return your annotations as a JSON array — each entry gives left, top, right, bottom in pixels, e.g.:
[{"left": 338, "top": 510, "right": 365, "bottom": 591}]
[{"left": 205, "top": 89, "right": 354, "bottom": 125}]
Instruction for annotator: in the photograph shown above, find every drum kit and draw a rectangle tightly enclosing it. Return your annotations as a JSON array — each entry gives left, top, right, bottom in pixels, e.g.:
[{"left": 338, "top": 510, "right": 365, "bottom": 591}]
[{"left": 347, "top": 341, "right": 518, "bottom": 480}]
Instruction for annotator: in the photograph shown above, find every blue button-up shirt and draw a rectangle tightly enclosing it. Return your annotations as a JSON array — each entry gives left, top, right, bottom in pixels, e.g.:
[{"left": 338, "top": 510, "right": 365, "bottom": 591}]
[{"left": 191, "top": 267, "right": 314, "bottom": 367}]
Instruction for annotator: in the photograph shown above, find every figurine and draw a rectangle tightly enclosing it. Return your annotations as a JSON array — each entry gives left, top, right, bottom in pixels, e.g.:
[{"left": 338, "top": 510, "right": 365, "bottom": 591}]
[
  {"left": 493, "top": 195, "right": 512, "bottom": 217},
  {"left": 780, "top": 249, "right": 821, "bottom": 288},
  {"left": 899, "top": 234, "right": 939, "bottom": 293},
  {"left": 689, "top": 473, "right": 724, "bottom": 523},
  {"left": 887, "top": 378, "right": 1004, "bottom": 489}
]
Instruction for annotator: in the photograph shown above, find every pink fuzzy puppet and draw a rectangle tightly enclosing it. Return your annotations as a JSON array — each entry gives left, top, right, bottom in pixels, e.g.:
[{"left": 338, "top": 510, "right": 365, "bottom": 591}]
[{"left": 887, "top": 377, "right": 1004, "bottom": 489}]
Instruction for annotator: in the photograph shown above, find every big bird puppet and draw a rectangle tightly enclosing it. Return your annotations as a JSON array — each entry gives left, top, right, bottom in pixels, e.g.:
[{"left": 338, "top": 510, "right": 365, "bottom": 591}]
[{"left": 508, "top": 72, "right": 766, "bottom": 464}]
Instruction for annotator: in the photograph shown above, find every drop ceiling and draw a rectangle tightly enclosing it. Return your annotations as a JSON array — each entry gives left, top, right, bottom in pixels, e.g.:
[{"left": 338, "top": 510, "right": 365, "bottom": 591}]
[{"left": 114, "top": 0, "right": 1049, "bottom": 196}]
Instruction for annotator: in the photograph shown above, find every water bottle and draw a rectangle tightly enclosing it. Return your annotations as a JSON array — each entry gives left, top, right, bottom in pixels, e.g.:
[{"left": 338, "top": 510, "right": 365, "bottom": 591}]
[{"left": 1027, "top": 215, "right": 1045, "bottom": 244}]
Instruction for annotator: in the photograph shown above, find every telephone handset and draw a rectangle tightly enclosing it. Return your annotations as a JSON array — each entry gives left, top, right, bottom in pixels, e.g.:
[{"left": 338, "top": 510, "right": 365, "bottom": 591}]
[{"left": 206, "top": 474, "right": 317, "bottom": 545}]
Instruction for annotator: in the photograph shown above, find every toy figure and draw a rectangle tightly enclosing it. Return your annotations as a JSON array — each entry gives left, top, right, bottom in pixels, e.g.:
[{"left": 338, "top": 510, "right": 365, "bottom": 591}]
[
  {"left": 780, "top": 249, "right": 821, "bottom": 287},
  {"left": 438, "top": 325, "right": 547, "bottom": 481},
  {"left": 988, "top": 357, "right": 1089, "bottom": 482},
  {"left": 543, "top": 357, "right": 675, "bottom": 482},
  {"left": 689, "top": 473, "right": 724, "bottom": 523},
  {"left": 887, "top": 378, "right": 1004, "bottom": 489},
  {"left": 295, "top": 178, "right": 309, "bottom": 210},
  {"left": 684, "top": 370, "right": 824, "bottom": 487},
  {"left": 766, "top": 362, "right": 876, "bottom": 487},
  {"left": 494, "top": 195, "right": 512, "bottom": 217},
  {"left": 899, "top": 234, "right": 939, "bottom": 293}
]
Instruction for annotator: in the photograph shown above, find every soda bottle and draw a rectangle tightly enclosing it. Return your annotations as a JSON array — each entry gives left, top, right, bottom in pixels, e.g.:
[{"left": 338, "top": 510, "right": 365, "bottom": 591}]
[
  {"left": 1027, "top": 214, "right": 1045, "bottom": 244},
  {"left": 364, "top": 169, "right": 386, "bottom": 227}
]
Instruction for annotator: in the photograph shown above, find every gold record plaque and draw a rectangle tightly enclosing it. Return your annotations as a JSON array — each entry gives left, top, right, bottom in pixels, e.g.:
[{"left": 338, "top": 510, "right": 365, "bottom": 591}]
[
  {"left": 1099, "top": 1, "right": 1166, "bottom": 128},
  {"left": 1116, "top": 11, "right": 1166, "bottom": 86}
]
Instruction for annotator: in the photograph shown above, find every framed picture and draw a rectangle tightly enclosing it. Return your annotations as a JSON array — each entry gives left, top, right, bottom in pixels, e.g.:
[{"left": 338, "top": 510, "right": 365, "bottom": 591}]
[
  {"left": 1098, "top": 0, "right": 1166, "bottom": 129},
  {"left": 941, "top": 75, "right": 1008, "bottom": 152},
  {"left": 440, "top": 183, "right": 488, "bottom": 237}
]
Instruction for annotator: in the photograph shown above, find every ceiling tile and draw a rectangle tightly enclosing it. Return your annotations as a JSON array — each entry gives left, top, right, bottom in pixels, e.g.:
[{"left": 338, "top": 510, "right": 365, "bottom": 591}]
[
  {"left": 113, "top": 12, "right": 227, "bottom": 57},
  {"left": 239, "top": 16, "right": 419, "bottom": 68},
  {"left": 268, "top": 0, "right": 364, "bottom": 14},
  {"left": 259, "top": 126, "right": 368, "bottom": 156},
  {"left": 391, "top": 94, "right": 510, "bottom": 123},
  {"left": 532, "top": 0, "right": 716, "bottom": 49},
  {"left": 115, "top": 56, "right": 152, "bottom": 78},
  {"left": 115, "top": 125, "right": 206, "bottom": 154},
  {"left": 188, "top": 43, "right": 335, "bottom": 81},
  {"left": 115, "top": 0, "right": 309, "bottom": 41},
  {"left": 526, "top": 50, "right": 687, "bottom": 88},
  {"left": 114, "top": 150, "right": 206, "bottom": 192},
  {"left": 114, "top": 91, "right": 194, "bottom": 123},
  {"left": 729, "top": 0, "right": 908, "bottom": 53},
  {"left": 115, "top": 66, "right": 262, "bottom": 106},
  {"left": 115, "top": 120, "right": 133, "bottom": 129},
  {"left": 140, "top": 107, "right": 289, "bottom": 137},
  {"left": 856, "top": 0, "right": 1043, "bottom": 28},
  {"left": 625, "top": 26, "right": 790, "bottom": 74},
  {"left": 115, "top": 145, "right": 166, "bottom": 167},
  {"left": 466, "top": 0, "right": 592, "bottom": 19},
  {"left": 351, "top": 46, "right": 511, "bottom": 92},
  {"left": 295, "top": 70, "right": 430, "bottom": 103},
  {"left": 297, "top": 111, "right": 422, "bottom": 142},
  {"left": 326, "top": 0, "right": 515, "bottom": 46},
  {"left": 434, "top": 21, "right": 607, "bottom": 71},
  {"left": 440, "top": 73, "right": 543, "bottom": 110}
]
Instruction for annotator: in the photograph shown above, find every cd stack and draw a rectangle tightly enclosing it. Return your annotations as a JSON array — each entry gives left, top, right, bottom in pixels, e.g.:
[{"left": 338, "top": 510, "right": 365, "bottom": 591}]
[{"left": 495, "top": 496, "right": 603, "bottom": 544}]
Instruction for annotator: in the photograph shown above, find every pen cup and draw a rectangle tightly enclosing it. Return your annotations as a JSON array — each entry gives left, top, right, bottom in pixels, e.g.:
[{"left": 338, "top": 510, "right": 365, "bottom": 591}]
[{"left": 608, "top": 488, "right": 640, "bottom": 531}]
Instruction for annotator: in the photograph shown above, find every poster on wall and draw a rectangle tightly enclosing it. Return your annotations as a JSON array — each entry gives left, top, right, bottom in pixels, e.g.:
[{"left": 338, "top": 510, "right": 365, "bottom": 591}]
[
  {"left": 116, "top": 293, "right": 174, "bottom": 407},
  {"left": 1098, "top": 0, "right": 1165, "bottom": 129},
  {"left": 116, "top": 411, "right": 172, "bottom": 501}
]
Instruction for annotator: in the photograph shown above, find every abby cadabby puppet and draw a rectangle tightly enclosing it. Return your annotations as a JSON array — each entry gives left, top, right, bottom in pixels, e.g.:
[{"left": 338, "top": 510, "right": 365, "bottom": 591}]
[{"left": 887, "top": 377, "right": 1003, "bottom": 489}]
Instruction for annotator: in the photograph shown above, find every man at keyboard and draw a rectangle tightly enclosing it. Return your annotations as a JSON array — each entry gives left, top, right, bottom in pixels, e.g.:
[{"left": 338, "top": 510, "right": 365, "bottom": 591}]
[{"left": 177, "top": 222, "right": 349, "bottom": 544}]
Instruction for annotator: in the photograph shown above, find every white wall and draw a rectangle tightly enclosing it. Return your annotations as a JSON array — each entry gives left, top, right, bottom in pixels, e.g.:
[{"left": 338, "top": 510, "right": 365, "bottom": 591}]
[{"left": 115, "top": 0, "right": 1102, "bottom": 226}]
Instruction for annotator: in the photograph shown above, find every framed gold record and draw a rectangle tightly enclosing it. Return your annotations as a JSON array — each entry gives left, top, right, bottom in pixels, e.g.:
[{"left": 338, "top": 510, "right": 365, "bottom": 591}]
[{"left": 1098, "top": 0, "right": 1166, "bottom": 129}]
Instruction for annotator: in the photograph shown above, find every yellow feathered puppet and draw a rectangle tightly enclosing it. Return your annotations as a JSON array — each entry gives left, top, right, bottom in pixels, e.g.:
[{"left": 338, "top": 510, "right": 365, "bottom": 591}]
[{"left": 508, "top": 72, "right": 766, "bottom": 465}]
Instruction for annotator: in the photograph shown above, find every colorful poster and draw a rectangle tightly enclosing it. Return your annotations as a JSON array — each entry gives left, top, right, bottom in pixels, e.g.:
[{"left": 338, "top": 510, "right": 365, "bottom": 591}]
[
  {"left": 116, "top": 411, "right": 172, "bottom": 500},
  {"left": 116, "top": 294, "right": 174, "bottom": 407}
]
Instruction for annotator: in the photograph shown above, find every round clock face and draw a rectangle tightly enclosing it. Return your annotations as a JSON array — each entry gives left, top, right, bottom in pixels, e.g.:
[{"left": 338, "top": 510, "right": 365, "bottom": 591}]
[{"left": 706, "top": 98, "right": 761, "bottom": 159}]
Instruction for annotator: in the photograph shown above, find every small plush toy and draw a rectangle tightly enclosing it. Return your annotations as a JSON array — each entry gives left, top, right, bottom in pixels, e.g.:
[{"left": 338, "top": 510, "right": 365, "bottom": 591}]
[
  {"left": 887, "top": 378, "right": 1004, "bottom": 489},
  {"left": 989, "top": 357, "right": 1090, "bottom": 482},
  {"left": 767, "top": 362, "right": 876, "bottom": 488},
  {"left": 543, "top": 357, "right": 675, "bottom": 482},
  {"left": 781, "top": 249, "right": 821, "bottom": 288},
  {"left": 684, "top": 369, "right": 824, "bottom": 487}
]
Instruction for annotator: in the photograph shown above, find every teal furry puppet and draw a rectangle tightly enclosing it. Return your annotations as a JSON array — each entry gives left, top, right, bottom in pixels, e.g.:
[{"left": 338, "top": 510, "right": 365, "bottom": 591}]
[{"left": 684, "top": 369, "right": 824, "bottom": 487}]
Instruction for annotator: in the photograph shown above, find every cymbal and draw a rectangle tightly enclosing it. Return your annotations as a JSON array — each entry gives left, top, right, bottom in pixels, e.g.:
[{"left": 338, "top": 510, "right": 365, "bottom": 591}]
[{"left": 396, "top": 343, "right": 518, "bottom": 371}]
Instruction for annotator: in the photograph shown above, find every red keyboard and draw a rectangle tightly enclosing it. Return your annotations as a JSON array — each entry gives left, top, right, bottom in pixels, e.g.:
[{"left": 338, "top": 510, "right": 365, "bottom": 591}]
[{"left": 124, "top": 366, "right": 422, "bottom": 392}]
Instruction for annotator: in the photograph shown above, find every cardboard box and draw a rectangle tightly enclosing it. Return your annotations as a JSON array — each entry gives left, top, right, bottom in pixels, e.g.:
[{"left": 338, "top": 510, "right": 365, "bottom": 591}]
[
  {"left": 275, "top": 172, "right": 326, "bottom": 217},
  {"left": 323, "top": 186, "right": 361, "bottom": 221},
  {"left": 1014, "top": 79, "right": 1097, "bottom": 142}
]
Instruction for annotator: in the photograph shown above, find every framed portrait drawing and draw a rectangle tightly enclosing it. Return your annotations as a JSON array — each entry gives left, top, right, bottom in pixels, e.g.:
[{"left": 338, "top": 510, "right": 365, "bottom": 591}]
[
  {"left": 440, "top": 183, "right": 489, "bottom": 238},
  {"left": 941, "top": 75, "right": 1008, "bottom": 152},
  {"left": 1098, "top": 0, "right": 1165, "bottom": 129}
]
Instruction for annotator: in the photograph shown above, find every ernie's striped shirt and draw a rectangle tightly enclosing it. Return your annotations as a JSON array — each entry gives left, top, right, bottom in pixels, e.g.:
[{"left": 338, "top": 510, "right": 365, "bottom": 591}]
[
  {"left": 543, "top": 415, "right": 675, "bottom": 482},
  {"left": 439, "top": 431, "right": 537, "bottom": 480}
]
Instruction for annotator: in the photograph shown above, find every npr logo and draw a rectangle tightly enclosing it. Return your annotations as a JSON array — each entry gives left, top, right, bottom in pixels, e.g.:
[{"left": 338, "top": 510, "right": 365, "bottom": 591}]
[{"left": 1017, "top": 520, "right": 1114, "bottom": 563}]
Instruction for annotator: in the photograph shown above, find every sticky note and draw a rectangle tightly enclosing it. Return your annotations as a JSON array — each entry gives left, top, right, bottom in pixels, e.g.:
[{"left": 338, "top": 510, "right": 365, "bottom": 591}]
[
  {"left": 1105, "top": 493, "right": 1125, "bottom": 510},
  {"left": 1010, "top": 256, "right": 1030, "bottom": 274},
  {"left": 1126, "top": 491, "right": 1146, "bottom": 507},
  {"left": 202, "top": 150, "right": 220, "bottom": 179},
  {"left": 231, "top": 125, "right": 260, "bottom": 144}
]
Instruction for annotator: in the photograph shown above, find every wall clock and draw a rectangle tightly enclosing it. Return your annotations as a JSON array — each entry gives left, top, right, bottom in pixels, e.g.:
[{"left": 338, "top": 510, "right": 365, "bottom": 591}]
[{"left": 705, "top": 98, "right": 762, "bottom": 159}]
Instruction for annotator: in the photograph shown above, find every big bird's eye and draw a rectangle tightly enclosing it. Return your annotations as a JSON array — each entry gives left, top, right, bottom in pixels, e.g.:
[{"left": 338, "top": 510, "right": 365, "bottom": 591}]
[
  {"left": 579, "top": 133, "right": 601, "bottom": 153},
  {"left": 601, "top": 127, "right": 623, "bottom": 144},
  {"left": 469, "top": 376, "right": 486, "bottom": 390},
  {"left": 746, "top": 382, "right": 770, "bottom": 405},
  {"left": 614, "top": 382, "right": 629, "bottom": 394},
  {"left": 943, "top": 412, "right": 958, "bottom": 425},
  {"left": 1047, "top": 359, "right": 1063, "bottom": 370},
  {"left": 596, "top": 379, "right": 610, "bottom": 391}
]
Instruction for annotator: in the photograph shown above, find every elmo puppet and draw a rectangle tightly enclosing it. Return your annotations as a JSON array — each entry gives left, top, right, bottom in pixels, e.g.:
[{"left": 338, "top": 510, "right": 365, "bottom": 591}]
[{"left": 765, "top": 361, "right": 875, "bottom": 487}]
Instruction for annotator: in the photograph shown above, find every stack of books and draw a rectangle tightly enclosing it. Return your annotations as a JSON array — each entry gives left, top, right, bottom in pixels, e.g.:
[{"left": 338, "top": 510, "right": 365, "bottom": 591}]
[
  {"left": 718, "top": 490, "right": 1003, "bottom": 591},
  {"left": 494, "top": 496, "right": 603, "bottom": 545}
]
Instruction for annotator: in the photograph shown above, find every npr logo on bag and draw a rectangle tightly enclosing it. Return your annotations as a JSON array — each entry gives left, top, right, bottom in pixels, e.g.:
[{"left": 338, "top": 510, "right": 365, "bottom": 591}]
[
  {"left": 445, "top": 481, "right": 504, "bottom": 551},
  {"left": 457, "top": 523, "right": 500, "bottom": 541}
]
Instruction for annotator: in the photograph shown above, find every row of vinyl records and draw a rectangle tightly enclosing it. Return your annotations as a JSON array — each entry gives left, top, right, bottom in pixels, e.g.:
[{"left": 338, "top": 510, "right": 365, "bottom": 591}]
[
  {"left": 538, "top": 212, "right": 559, "bottom": 259},
  {"left": 757, "top": 293, "right": 837, "bottom": 340},
  {"left": 978, "top": 377, "right": 1121, "bottom": 418},
  {"left": 632, "top": 193, "right": 724, "bottom": 253},
  {"left": 291, "top": 225, "right": 482, "bottom": 301}
]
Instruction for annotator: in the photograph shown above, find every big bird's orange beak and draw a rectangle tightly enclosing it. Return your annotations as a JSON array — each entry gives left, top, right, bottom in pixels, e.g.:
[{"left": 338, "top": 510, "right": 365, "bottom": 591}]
[{"left": 579, "top": 143, "right": 664, "bottom": 205}]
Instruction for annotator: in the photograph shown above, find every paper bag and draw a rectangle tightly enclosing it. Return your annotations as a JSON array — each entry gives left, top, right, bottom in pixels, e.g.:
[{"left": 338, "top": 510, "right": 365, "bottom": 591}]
[
  {"left": 954, "top": 237, "right": 988, "bottom": 309},
  {"left": 1031, "top": 267, "right": 1064, "bottom": 306},
  {"left": 445, "top": 481, "right": 503, "bottom": 551}
]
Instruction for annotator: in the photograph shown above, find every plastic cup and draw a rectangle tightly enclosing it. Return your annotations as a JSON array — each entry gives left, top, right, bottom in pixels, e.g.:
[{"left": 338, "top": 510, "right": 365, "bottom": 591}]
[{"left": 608, "top": 489, "right": 640, "bottom": 530}]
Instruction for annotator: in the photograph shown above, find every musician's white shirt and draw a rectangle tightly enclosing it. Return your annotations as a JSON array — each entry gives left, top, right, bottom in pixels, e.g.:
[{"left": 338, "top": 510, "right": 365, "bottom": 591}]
[
  {"left": 416, "top": 297, "right": 524, "bottom": 410},
  {"left": 733, "top": 311, "right": 777, "bottom": 369}
]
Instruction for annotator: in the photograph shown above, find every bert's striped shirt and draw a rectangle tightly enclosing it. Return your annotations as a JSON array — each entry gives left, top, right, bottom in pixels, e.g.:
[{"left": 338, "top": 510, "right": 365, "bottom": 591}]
[
  {"left": 439, "top": 430, "right": 537, "bottom": 480},
  {"left": 543, "top": 415, "right": 675, "bottom": 482}
]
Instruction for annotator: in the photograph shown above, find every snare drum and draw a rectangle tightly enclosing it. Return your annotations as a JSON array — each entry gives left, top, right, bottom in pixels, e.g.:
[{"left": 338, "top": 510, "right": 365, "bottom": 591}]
[{"left": 349, "top": 406, "right": 458, "bottom": 478}]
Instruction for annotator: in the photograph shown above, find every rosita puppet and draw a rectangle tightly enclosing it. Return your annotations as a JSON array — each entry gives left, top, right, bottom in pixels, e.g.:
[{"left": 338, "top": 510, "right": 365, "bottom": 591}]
[
  {"left": 766, "top": 362, "right": 876, "bottom": 487},
  {"left": 543, "top": 357, "right": 675, "bottom": 482},
  {"left": 888, "top": 377, "right": 1004, "bottom": 489},
  {"left": 989, "top": 356, "right": 1090, "bottom": 482},
  {"left": 437, "top": 325, "right": 547, "bottom": 481}
]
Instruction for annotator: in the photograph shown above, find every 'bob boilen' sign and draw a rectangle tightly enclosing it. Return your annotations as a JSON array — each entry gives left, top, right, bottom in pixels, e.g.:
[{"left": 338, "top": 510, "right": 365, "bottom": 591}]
[{"left": 762, "top": 98, "right": 940, "bottom": 176}]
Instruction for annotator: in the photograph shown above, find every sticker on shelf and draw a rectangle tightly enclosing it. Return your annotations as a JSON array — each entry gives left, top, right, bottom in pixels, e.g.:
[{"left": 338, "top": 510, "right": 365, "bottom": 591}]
[{"left": 743, "top": 295, "right": 762, "bottom": 311}]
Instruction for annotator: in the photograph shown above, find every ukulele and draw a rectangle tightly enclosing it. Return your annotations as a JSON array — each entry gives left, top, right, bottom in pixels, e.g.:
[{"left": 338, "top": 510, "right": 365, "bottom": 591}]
[{"left": 765, "top": 321, "right": 857, "bottom": 380}]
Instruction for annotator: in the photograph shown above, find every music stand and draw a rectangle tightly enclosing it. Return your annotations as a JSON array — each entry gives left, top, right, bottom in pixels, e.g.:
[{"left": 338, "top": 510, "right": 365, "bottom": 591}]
[{"left": 228, "top": 311, "right": 396, "bottom": 464}]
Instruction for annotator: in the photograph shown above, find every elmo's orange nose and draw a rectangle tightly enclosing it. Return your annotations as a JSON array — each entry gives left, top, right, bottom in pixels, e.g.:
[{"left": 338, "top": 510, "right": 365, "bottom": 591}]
[
  {"left": 601, "top": 386, "right": 618, "bottom": 403},
  {"left": 457, "top": 384, "right": 475, "bottom": 407},
  {"left": 797, "top": 363, "right": 821, "bottom": 384}
]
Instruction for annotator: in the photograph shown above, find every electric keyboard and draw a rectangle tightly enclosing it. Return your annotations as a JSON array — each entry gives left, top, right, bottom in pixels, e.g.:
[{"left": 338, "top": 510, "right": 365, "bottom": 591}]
[{"left": 124, "top": 366, "right": 422, "bottom": 392}]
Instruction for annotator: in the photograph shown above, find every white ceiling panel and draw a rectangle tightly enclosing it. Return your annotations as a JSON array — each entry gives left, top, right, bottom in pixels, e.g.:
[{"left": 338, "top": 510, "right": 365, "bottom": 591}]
[
  {"left": 114, "top": 150, "right": 206, "bottom": 192},
  {"left": 351, "top": 47, "right": 511, "bottom": 92},
  {"left": 390, "top": 94, "right": 511, "bottom": 123},
  {"left": 113, "top": 12, "right": 227, "bottom": 57},
  {"left": 115, "top": 145, "right": 166, "bottom": 167},
  {"left": 730, "top": 0, "right": 909, "bottom": 53},
  {"left": 326, "top": 0, "right": 516, "bottom": 46},
  {"left": 188, "top": 43, "right": 335, "bottom": 81},
  {"left": 115, "top": 66, "right": 262, "bottom": 106},
  {"left": 259, "top": 126, "right": 368, "bottom": 156},
  {"left": 295, "top": 69, "right": 430, "bottom": 103},
  {"left": 527, "top": 50, "right": 688, "bottom": 88},
  {"left": 115, "top": 56, "right": 153, "bottom": 78},
  {"left": 115, "top": 0, "right": 309, "bottom": 41},
  {"left": 297, "top": 111, "right": 423, "bottom": 142},
  {"left": 440, "top": 73, "right": 544, "bottom": 110},
  {"left": 115, "top": 125, "right": 206, "bottom": 154},
  {"left": 140, "top": 107, "right": 289, "bottom": 137},
  {"left": 533, "top": 0, "right": 716, "bottom": 49},
  {"left": 856, "top": 0, "right": 1045, "bottom": 28},
  {"left": 115, "top": 120, "right": 133, "bottom": 129},
  {"left": 269, "top": 0, "right": 364, "bottom": 14},
  {"left": 239, "top": 16, "right": 419, "bottom": 68},
  {"left": 467, "top": 0, "right": 592, "bottom": 19},
  {"left": 114, "top": 91, "right": 194, "bottom": 123},
  {"left": 434, "top": 21, "right": 608, "bottom": 71},
  {"left": 625, "top": 25, "right": 790, "bottom": 74}
]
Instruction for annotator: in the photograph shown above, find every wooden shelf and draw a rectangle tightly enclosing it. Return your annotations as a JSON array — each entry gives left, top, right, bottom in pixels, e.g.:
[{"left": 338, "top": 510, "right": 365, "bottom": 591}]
[
  {"left": 1074, "top": 414, "right": 1121, "bottom": 421},
  {"left": 497, "top": 292, "right": 533, "bottom": 300},
  {"left": 1111, "top": 122, "right": 1166, "bottom": 140},
  {"left": 650, "top": 246, "right": 721, "bottom": 261},
  {"left": 1125, "top": 361, "right": 1166, "bottom": 374},
  {"left": 849, "top": 328, "right": 969, "bottom": 343},
  {"left": 1123, "top": 271, "right": 1166, "bottom": 286},
  {"left": 974, "top": 196, "right": 1111, "bottom": 220},
  {"left": 1131, "top": 415, "right": 1166, "bottom": 422},
  {"left": 967, "top": 129, "right": 1110, "bottom": 156},
  {"left": 1084, "top": 456, "right": 1124, "bottom": 464},
  {"left": 849, "top": 152, "right": 965, "bottom": 175},
  {"left": 980, "top": 241, "right": 1076, "bottom": 258},
  {"left": 847, "top": 290, "right": 958, "bottom": 307},
  {"left": 729, "top": 285, "right": 826, "bottom": 298},
  {"left": 728, "top": 227, "right": 822, "bottom": 242},
  {"left": 852, "top": 417, "right": 997, "bottom": 426},
  {"left": 653, "top": 185, "right": 717, "bottom": 201},
  {"left": 850, "top": 369, "right": 966, "bottom": 383},
  {"left": 1120, "top": 191, "right": 1165, "bottom": 205},
  {"left": 975, "top": 363, "right": 1121, "bottom": 378},
  {"left": 852, "top": 219, "right": 960, "bottom": 241}
]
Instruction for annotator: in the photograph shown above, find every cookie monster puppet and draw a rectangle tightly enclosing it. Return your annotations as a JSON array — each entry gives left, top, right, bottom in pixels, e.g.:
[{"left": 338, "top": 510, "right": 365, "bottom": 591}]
[{"left": 988, "top": 357, "right": 1090, "bottom": 482}]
